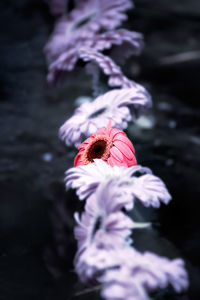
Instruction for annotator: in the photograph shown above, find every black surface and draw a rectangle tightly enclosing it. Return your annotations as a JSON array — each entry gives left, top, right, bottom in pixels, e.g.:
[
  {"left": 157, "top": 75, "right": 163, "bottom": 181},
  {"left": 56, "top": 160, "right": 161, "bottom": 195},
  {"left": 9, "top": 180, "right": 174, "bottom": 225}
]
[{"left": 0, "top": 0, "right": 200, "bottom": 299}]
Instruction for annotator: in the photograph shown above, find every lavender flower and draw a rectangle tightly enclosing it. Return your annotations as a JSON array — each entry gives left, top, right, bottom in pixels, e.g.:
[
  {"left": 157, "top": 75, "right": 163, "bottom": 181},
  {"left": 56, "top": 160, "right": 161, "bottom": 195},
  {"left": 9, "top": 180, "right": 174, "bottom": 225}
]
[
  {"left": 45, "top": 30, "right": 144, "bottom": 83},
  {"left": 74, "top": 180, "right": 150, "bottom": 283},
  {"left": 75, "top": 243, "right": 188, "bottom": 293},
  {"left": 65, "top": 159, "right": 149, "bottom": 201},
  {"left": 100, "top": 248, "right": 188, "bottom": 300},
  {"left": 44, "top": 1, "right": 189, "bottom": 299},
  {"left": 130, "top": 173, "right": 172, "bottom": 208},
  {"left": 78, "top": 48, "right": 144, "bottom": 88},
  {"left": 74, "top": 179, "right": 135, "bottom": 255},
  {"left": 44, "top": 0, "right": 142, "bottom": 84},
  {"left": 44, "top": 0, "right": 133, "bottom": 63},
  {"left": 68, "top": 0, "right": 133, "bottom": 33},
  {"left": 59, "top": 88, "right": 151, "bottom": 147},
  {"left": 88, "top": 29, "right": 143, "bottom": 54},
  {"left": 65, "top": 159, "right": 171, "bottom": 209},
  {"left": 75, "top": 242, "right": 118, "bottom": 284}
]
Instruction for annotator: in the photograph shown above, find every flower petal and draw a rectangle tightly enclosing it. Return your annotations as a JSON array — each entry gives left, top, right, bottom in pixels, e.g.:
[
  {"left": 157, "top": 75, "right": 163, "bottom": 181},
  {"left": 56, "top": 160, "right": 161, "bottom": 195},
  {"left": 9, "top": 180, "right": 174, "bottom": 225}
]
[
  {"left": 110, "top": 146, "right": 124, "bottom": 162},
  {"left": 74, "top": 153, "right": 83, "bottom": 167},
  {"left": 114, "top": 133, "right": 135, "bottom": 153},
  {"left": 113, "top": 140, "right": 134, "bottom": 160}
]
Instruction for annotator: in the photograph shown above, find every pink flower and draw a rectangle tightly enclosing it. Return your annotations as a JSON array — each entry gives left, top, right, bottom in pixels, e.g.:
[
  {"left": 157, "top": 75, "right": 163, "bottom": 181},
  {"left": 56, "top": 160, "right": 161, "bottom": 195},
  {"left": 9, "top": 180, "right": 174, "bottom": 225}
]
[{"left": 74, "top": 121, "right": 137, "bottom": 167}]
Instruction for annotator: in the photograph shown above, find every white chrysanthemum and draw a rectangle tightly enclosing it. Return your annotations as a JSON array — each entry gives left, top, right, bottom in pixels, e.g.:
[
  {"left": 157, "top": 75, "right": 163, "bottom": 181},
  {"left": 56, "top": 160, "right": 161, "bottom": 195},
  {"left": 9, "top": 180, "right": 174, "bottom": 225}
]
[{"left": 59, "top": 88, "right": 151, "bottom": 147}]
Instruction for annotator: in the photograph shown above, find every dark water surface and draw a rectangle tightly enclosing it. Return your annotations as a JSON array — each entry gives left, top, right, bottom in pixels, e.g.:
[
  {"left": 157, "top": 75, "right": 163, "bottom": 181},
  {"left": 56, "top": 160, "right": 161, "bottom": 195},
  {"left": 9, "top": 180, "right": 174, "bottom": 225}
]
[{"left": 0, "top": 0, "right": 200, "bottom": 299}]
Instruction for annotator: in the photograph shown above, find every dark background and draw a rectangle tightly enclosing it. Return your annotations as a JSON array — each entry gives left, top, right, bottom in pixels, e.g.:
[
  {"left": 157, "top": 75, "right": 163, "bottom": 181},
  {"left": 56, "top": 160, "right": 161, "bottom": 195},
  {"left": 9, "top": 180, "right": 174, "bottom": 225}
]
[{"left": 0, "top": 0, "right": 200, "bottom": 299}]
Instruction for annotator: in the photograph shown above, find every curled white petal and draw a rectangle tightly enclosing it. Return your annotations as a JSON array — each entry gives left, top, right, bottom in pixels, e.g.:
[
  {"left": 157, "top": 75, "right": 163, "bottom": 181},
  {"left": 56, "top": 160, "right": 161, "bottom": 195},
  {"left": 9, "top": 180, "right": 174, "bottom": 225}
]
[{"left": 59, "top": 88, "right": 151, "bottom": 147}]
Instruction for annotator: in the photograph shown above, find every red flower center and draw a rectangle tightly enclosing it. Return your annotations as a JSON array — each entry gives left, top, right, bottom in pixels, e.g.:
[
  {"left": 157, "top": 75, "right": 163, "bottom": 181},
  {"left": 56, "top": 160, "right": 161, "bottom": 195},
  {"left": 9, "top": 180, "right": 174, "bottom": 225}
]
[
  {"left": 82, "top": 135, "right": 112, "bottom": 164},
  {"left": 87, "top": 140, "right": 107, "bottom": 160}
]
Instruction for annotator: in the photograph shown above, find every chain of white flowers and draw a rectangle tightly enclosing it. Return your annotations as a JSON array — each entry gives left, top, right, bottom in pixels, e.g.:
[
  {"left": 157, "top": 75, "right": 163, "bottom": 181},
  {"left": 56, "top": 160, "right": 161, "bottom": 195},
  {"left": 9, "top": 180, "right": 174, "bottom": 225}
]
[{"left": 44, "top": 1, "right": 189, "bottom": 299}]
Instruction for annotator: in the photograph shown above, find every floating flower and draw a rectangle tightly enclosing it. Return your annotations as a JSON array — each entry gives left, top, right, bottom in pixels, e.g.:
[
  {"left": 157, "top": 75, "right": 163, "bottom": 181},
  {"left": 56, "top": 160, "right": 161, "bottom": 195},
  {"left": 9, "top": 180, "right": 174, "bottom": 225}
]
[
  {"left": 88, "top": 29, "right": 143, "bottom": 56},
  {"left": 74, "top": 179, "right": 150, "bottom": 283},
  {"left": 45, "top": 30, "right": 144, "bottom": 83},
  {"left": 65, "top": 159, "right": 171, "bottom": 210},
  {"left": 75, "top": 243, "right": 188, "bottom": 291},
  {"left": 65, "top": 0, "right": 133, "bottom": 35},
  {"left": 59, "top": 88, "right": 151, "bottom": 147},
  {"left": 77, "top": 48, "right": 139, "bottom": 88},
  {"left": 45, "top": 0, "right": 133, "bottom": 63},
  {"left": 74, "top": 179, "right": 135, "bottom": 255},
  {"left": 65, "top": 159, "right": 171, "bottom": 208},
  {"left": 100, "top": 248, "right": 189, "bottom": 300},
  {"left": 65, "top": 159, "right": 150, "bottom": 202},
  {"left": 44, "top": 0, "right": 142, "bottom": 84},
  {"left": 75, "top": 243, "right": 117, "bottom": 284},
  {"left": 74, "top": 121, "right": 137, "bottom": 168},
  {"left": 130, "top": 173, "right": 172, "bottom": 208}
]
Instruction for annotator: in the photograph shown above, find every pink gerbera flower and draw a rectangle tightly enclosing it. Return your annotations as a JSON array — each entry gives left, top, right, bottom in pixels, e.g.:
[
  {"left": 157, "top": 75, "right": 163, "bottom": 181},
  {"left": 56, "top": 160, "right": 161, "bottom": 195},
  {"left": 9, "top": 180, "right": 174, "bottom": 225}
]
[{"left": 74, "top": 121, "right": 137, "bottom": 167}]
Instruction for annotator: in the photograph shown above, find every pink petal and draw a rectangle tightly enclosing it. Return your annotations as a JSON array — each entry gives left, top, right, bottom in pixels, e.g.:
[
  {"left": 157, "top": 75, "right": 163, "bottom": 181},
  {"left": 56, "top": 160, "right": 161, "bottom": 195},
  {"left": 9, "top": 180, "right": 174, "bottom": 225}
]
[
  {"left": 114, "top": 133, "right": 135, "bottom": 154},
  {"left": 110, "top": 128, "right": 123, "bottom": 139},
  {"left": 127, "top": 155, "right": 137, "bottom": 167},
  {"left": 113, "top": 140, "right": 134, "bottom": 160},
  {"left": 106, "top": 120, "right": 112, "bottom": 135},
  {"left": 108, "top": 155, "right": 128, "bottom": 167},
  {"left": 74, "top": 153, "right": 83, "bottom": 167},
  {"left": 95, "top": 128, "right": 107, "bottom": 136},
  {"left": 107, "top": 156, "right": 116, "bottom": 167},
  {"left": 78, "top": 137, "right": 92, "bottom": 149},
  {"left": 110, "top": 146, "right": 124, "bottom": 162}
]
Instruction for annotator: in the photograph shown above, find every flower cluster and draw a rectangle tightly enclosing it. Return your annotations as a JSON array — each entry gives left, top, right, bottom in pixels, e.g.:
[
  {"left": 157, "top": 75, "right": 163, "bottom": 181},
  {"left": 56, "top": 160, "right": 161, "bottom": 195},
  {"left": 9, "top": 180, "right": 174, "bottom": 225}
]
[
  {"left": 70, "top": 153, "right": 188, "bottom": 297},
  {"left": 59, "top": 88, "right": 151, "bottom": 147},
  {"left": 44, "top": 0, "right": 144, "bottom": 87},
  {"left": 63, "top": 123, "right": 188, "bottom": 299},
  {"left": 100, "top": 249, "right": 188, "bottom": 300},
  {"left": 44, "top": 1, "right": 189, "bottom": 299},
  {"left": 45, "top": 0, "right": 152, "bottom": 144}
]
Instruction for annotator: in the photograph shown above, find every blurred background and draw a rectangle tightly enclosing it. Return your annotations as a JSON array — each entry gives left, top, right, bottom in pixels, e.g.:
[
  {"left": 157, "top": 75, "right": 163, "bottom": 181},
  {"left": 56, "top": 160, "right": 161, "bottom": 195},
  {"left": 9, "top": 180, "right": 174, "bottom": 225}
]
[{"left": 0, "top": 0, "right": 200, "bottom": 299}]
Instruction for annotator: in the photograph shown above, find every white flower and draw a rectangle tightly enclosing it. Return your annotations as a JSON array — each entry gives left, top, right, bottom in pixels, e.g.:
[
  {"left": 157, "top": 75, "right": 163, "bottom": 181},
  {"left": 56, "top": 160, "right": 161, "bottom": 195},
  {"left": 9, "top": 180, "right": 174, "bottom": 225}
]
[
  {"left": 65, "top": 159, "right": 149, "bottom": 200},
  {"left": 130, "top": 174, "right": 172, "bottom": 208},
  {"left": 100, "top": 248, "right": 189, "bottom": 300},
  {"left": 74, "top": 179, "right": 135, "bottom": 254},
  {"left": 65, "top": 159, "right": 171, "bottom": 209},
  {"left": 59, "top": 87, "right": 151, "bottom": 147}
]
